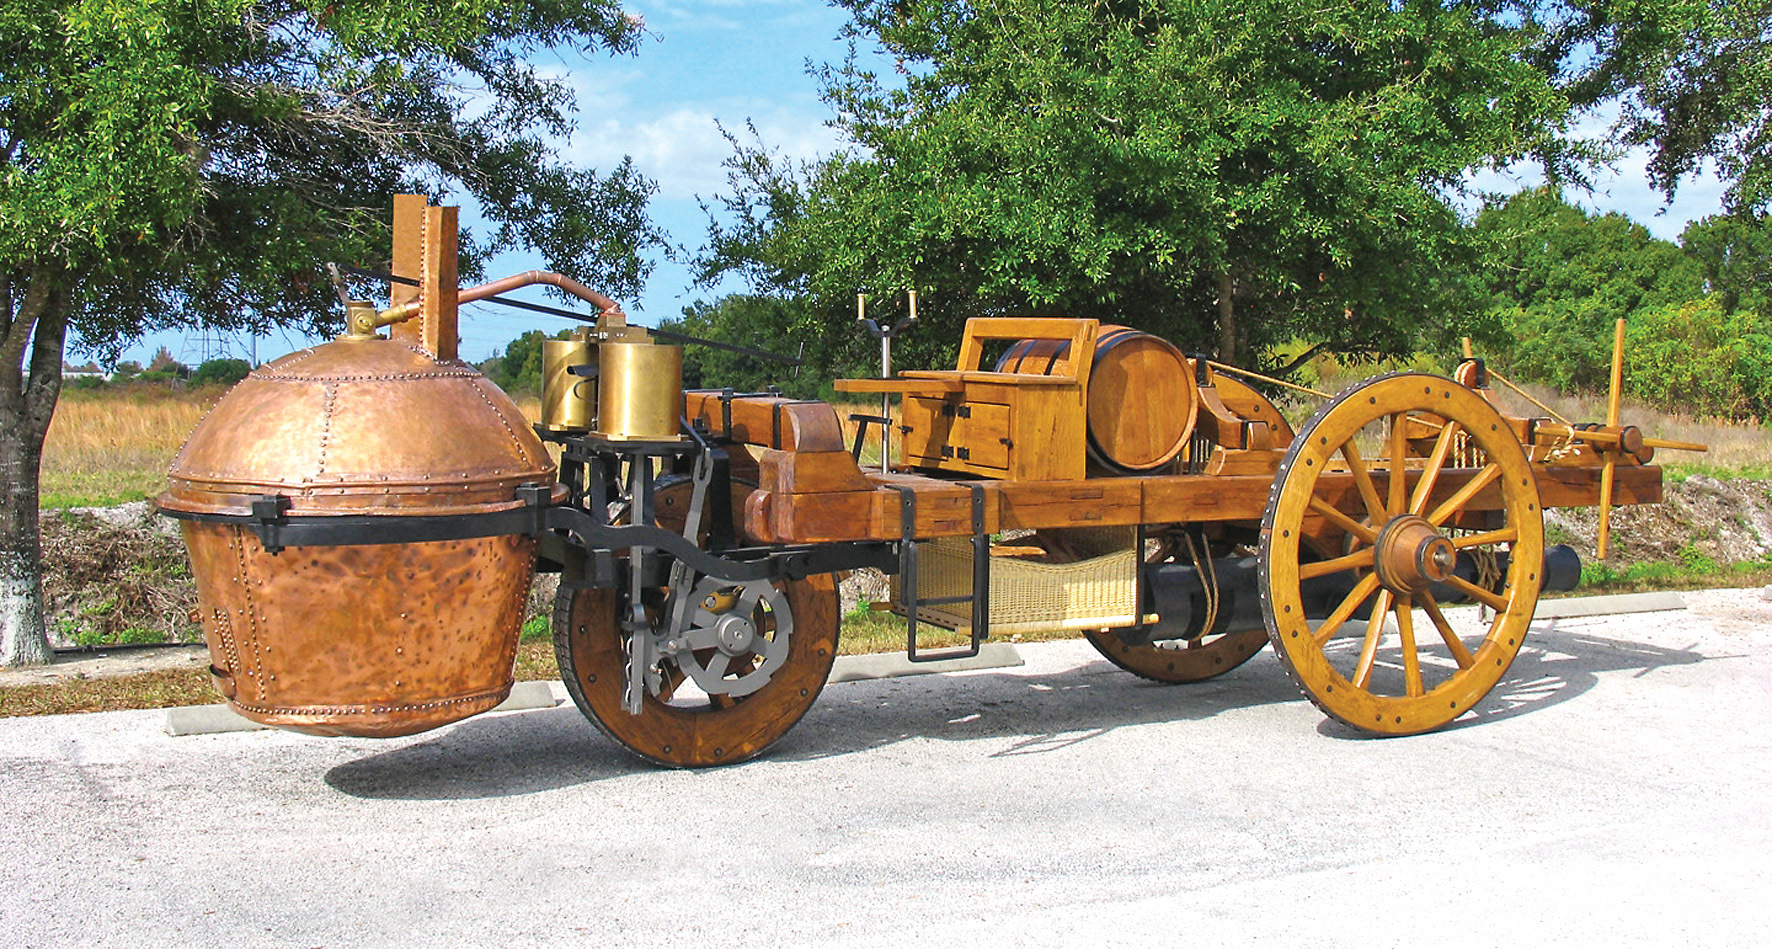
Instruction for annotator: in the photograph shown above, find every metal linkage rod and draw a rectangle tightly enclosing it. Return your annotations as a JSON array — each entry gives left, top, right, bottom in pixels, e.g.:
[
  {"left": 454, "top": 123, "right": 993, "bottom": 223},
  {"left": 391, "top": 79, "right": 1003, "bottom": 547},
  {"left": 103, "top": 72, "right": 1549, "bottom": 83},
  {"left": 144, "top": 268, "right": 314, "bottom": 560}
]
[{"left": 1204, "top": 360, "right": 1331, "bottom": 400}]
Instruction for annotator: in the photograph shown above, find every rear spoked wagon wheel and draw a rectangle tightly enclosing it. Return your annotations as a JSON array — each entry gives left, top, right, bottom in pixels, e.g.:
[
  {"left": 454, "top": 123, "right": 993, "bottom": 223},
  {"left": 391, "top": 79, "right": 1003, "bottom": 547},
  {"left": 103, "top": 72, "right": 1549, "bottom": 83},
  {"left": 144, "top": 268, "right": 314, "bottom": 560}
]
[
  {"left": 554, "top": 573, "right": 840, "bottom": 767},
  {"left": 1259, "top": 373, "right": 1544, "bottom": 734},
  {"left": 1084, "top": 529, "right": 1268, "bottom": 683}
]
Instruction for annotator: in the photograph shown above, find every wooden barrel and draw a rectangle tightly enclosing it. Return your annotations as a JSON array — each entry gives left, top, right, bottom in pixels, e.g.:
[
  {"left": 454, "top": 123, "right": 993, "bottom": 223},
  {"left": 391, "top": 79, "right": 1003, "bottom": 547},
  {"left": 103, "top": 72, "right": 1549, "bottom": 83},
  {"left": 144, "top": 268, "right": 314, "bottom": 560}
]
[{"left": 996, "top": 326, "right": 1198, "bottom": 472}]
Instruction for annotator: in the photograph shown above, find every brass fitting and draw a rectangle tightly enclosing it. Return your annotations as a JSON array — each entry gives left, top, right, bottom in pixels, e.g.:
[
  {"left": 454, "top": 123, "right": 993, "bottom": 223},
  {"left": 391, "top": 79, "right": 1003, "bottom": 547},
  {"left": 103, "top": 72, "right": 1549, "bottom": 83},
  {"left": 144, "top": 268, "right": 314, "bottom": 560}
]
[{"left": 338, "top": 300, "right": 421, "bottom": 341}]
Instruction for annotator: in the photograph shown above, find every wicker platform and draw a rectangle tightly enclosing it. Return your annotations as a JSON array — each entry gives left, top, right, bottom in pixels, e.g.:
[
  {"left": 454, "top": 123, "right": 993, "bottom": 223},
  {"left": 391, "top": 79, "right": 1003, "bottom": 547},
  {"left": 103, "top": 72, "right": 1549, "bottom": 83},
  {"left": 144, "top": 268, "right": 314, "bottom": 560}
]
[{"left": 888, "top": 527, "right": 1142, "bottom": 636}]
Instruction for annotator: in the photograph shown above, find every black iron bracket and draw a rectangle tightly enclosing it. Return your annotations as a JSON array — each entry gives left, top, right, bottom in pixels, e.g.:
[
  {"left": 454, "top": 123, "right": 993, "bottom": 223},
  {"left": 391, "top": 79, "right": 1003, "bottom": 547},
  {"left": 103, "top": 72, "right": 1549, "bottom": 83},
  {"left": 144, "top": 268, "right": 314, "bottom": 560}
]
[
  {"left": 895, "top": 483, "right": 989, "bottom": 663},
  {"left": 161, "top": 485, "right": 556, "bottom": 555}
]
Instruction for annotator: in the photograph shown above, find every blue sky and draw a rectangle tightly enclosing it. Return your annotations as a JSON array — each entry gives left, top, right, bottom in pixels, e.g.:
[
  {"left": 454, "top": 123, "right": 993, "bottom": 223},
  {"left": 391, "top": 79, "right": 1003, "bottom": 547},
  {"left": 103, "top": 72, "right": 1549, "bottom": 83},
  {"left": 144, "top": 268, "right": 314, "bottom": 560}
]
[{"left": 119, "top": 0, "right": 1732, "bottom": 367}]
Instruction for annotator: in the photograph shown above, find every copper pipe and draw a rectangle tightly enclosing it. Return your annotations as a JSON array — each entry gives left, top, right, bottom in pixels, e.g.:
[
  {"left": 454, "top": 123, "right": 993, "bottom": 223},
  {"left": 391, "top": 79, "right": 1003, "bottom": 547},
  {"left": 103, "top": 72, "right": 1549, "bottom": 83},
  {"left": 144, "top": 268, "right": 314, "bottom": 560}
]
[
  {"left": 370, "top": 269, "right": 624, "bottom": 332},
  {"left": 460, "top": 270, "right": 624, "bottom": 317}
]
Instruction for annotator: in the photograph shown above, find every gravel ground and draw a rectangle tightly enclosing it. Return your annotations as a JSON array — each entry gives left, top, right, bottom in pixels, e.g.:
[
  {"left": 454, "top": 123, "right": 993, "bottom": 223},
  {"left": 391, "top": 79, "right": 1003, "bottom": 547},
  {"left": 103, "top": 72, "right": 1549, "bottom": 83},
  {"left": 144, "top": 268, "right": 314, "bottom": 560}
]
[{"left": 1, "top": 588, "right": 1768, "bottom": 948}]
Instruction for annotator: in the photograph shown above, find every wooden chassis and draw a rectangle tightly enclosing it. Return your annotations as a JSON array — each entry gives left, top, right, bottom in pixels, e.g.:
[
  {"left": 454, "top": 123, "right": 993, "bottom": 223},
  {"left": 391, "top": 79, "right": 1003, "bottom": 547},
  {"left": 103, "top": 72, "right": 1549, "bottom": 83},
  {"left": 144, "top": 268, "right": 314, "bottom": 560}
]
[{"left": 679, "top": 389, "right": 1662, "bottom": 545}]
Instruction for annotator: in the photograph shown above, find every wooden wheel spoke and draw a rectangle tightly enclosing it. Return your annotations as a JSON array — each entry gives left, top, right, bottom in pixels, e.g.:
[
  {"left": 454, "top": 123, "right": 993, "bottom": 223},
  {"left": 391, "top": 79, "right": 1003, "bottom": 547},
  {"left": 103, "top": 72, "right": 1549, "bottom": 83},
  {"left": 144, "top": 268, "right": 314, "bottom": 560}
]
[
  {"left": 1444, "top": 574, "right": 1510, "bottom": 613},
  {"left": 1308, "top": 496, "right": 1378, "bottom": 544},
  {"left": 1426, "top": 463, "right": 1501, "bottom": 527},
  {"left": 1409, "top": 420, "right": 1462, "bottom": 516},
  {"left": 1417, "top": 591, "right": 1475, "bottom": 670},
  {"left": 1299, "top": 547, "right": 1376, "bottom": 580},
  {"left": 1452, "top": 527, "right": 1517, "bottom": 549},
  {"left": 1312, "top": 572, "right": 1382, "bottom": 644},
  {"left": 1386, "top": 412, "right": 1410, "bottom": 517},
  {"left": 1395, "top": 596, "right": 1424, "bottom": 697},
  {"left": 1353, "top": 589, "right": 1394, "bottom": 689},
  {"left": 1340, "top": 440, "right": 1386, "bottom": 524}
]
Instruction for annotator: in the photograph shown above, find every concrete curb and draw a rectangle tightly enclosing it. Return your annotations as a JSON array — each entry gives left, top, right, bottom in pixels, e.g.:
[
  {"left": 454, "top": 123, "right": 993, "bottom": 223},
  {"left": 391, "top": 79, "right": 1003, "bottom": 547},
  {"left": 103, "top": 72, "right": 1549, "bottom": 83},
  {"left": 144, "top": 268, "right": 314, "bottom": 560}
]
[
  {"left": 164, "top": 679, "right": 561, "bottom": 737},
  {"left": 1536, "top": 591, "right": 1686, "bottom": 619},
  {"left": 826, "top": 641, "right": 1024, "bottom": 683}
]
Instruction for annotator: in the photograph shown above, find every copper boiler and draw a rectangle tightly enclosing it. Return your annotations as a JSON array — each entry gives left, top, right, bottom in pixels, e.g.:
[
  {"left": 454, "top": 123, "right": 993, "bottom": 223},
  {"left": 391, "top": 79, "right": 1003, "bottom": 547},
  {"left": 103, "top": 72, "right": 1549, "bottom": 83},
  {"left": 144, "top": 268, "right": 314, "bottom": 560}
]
[{"left": 156, "top": 336, "right": 556, "bottom": 736}]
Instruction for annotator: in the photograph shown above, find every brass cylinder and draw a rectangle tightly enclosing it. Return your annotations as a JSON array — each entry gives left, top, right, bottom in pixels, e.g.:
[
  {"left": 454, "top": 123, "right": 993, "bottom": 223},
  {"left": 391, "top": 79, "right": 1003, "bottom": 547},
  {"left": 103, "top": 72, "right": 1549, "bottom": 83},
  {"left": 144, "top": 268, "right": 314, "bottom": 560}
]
[
  {"left": 541, "top": 338, "right": 596, "bottom": 432},
  {"left": 595, "top": 340, "right": 684, "bottom": 441}
]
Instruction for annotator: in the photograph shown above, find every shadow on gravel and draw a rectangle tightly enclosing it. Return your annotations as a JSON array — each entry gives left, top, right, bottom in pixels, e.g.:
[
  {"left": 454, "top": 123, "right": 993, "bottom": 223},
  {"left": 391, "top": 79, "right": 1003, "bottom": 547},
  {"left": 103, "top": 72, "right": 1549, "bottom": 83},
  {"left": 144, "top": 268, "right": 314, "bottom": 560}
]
[
  {"left": 324, "top": 655, "right": 1306, "bottom": 800},
  {"left": 326, "top": 621, "right": 1723, "bottom": 801},
  {"left": 1316, "top": 620, "right": 1722, "bottom": 739}
]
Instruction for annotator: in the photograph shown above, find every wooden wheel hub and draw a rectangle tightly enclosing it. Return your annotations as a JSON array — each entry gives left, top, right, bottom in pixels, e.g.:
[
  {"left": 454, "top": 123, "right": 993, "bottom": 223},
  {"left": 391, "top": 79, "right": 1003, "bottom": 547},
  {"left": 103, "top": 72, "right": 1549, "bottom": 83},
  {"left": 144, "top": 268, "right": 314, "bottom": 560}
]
[{"left": 1373, "top": 515, "right": 1456, "bottom": 595}]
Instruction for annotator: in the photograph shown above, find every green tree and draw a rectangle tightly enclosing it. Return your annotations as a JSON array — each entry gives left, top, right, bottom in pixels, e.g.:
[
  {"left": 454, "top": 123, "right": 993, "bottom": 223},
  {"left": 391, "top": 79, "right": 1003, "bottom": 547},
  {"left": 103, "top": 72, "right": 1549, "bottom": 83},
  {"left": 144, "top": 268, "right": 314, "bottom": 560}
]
[
  {"left": 1472, "top": 188, "right": 1702, "bottom": 391},
  {"left": 2, "top": 1, "right": 662, "bottom": 665},
  {"left": 1680, "top": 213, "right": 1772, "bottom": 314},
  {"left": 1534, "top": 1, "right": 1772, "bottom": 213},
  {"left": 1626, "top": 297, "right": 1772, "bottom": 417},
  {"left": 189, "top": 357, "right": 251, "bottom": 387},
  {"left": 703, "top": 0, "right": 1571, "bottom": 370},
  {"left": 663, "top": 295, "right": 832, "bottom": 398},
  {"left": 480, "top": 329, "right": 560, "bottom": 396}
]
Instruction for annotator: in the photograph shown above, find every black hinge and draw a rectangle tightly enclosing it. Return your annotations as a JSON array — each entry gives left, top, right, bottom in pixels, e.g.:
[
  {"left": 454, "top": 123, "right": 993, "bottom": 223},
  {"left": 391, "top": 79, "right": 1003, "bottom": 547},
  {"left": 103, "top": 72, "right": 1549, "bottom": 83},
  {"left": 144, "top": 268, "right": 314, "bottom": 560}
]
[
  {"left": 955, "top": 446, "right": 970, "bottom": 461},
  {"left": 955, "top": 404, "right": 972, "bottom": 419}
]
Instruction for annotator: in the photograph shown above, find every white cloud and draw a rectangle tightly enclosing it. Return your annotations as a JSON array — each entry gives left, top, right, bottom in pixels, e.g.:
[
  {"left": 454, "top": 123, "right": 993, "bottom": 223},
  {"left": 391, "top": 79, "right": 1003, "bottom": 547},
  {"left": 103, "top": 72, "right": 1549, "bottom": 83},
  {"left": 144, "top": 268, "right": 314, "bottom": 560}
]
[
  {"left": 570, "top": 104, "right": 841, "bottom": 200},
  {"left": 1462, "top": 100, "right": 1731, "bottom": 241}
]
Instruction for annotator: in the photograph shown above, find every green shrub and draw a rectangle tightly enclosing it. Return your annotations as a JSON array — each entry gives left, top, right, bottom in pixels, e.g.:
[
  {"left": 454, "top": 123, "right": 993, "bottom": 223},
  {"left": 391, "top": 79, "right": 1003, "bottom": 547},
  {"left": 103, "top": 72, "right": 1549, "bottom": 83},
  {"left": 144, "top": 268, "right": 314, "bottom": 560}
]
[
  {"left": 190, "top": 358, "right": 252, "bottom": 387},
  {"left": 1626, "top": 298, "right": 1772, "bottom": 418}
]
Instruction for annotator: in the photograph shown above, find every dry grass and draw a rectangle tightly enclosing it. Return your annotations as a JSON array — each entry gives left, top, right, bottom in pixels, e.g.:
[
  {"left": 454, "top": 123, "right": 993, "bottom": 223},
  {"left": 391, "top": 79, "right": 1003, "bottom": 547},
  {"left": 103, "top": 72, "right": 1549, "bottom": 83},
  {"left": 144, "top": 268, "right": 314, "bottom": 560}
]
[
  {"left": 0, "top": 668, "right": 219, "bottom": 717},
  {"left": 1481, "top": 382, "right": 1772, "bottom": 477},
  {"left": 0, "top": 640, "right": 564, "bottom": 718},
  {"left": 40, "top": 387, "right": 552, "bottom": 508},
  {"left": 1276, "top": 360, "right": 1772, "bottom": 477},
  {"left": 41, "top": 386, "right": 221, "bottom": 507}
]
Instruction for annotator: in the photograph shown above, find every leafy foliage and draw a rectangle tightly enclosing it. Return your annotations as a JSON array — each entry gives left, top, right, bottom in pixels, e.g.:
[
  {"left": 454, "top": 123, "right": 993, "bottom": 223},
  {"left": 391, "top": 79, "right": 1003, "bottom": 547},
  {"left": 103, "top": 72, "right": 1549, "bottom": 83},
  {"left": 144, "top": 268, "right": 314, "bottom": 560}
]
[
  {"left": 1469, "top": 190, "right": 1772, "bottom": 418},
  {"left": 1680, "top": 213, "right": 1772, "bottom": 314},
  {"left": 189, "top": 357, "right": 251, "bottom": 387},
  {"left": 479, "top": 328, "right": 570, "bottom": 396},
  {"left": 1471, "top": 188, "right": 1702, "bottom": 391},
  {"left": 3, "top": 1, "right": 662, "bottom": 358},
  {"left": 703, "top": 0, "right": 1572, "bottom": 369},
  {"left": 661, "top": 295, "right": 832, "bottom": 398},
  {"left": 1625, "top": 297, "right": 1772, "bottom": 418},
  {"left": 1, "top": 1, "right": 662, "bottom": 664},
  {"left": 1534, "top": 0, "right": 1772, "bottom": 213}
]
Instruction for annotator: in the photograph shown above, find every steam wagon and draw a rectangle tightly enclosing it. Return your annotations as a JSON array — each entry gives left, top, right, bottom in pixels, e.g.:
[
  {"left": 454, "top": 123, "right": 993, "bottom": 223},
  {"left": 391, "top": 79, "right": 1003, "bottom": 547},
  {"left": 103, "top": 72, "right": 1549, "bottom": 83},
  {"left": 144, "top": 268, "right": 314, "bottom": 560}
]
[{"left": 156, "top": 197, "right": 1697, "bottom": 766}]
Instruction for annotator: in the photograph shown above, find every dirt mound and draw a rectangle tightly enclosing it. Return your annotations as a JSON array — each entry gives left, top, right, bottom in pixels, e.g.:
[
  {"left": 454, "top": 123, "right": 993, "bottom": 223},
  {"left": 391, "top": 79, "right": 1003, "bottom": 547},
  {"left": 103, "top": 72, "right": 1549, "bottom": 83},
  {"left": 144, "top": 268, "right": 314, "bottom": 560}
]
[
  {"left": 40, "top": 503, "right": 199, "bottom": 649},
  {"left": 1545, "top": 475, "right": 1772, "bottom": 565}
]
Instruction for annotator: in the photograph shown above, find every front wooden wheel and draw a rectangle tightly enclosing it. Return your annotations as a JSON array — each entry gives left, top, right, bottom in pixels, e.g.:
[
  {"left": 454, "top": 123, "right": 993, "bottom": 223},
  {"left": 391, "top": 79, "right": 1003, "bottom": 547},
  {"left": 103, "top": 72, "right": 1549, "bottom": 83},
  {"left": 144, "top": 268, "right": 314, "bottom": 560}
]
[
  {"left": 1260, "top": 373, "right": 1544, "bottom": 735},
  {"left": 554, "top": 574, "right": 840, "bottom": 767}
]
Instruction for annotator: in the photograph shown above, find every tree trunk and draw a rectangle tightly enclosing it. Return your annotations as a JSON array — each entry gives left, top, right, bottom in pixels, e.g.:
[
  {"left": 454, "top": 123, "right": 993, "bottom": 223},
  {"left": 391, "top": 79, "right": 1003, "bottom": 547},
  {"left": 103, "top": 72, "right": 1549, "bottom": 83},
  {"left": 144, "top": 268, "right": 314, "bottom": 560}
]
[
  {"left": 1216, "top": 269, "right": 1237, "bottom": 366},
  {"left": 1, "top": 266, "right": 68, "bottom": 667}
]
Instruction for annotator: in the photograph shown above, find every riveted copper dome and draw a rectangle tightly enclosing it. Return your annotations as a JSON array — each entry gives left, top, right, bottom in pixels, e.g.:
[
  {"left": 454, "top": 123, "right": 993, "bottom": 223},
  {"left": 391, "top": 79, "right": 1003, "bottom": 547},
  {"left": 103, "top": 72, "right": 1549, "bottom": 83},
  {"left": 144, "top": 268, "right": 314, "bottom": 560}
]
[
  {"left": 162, "top": 337, "right": 553, "bottom": 517},
  {"left": 157, "top": 336, "right": 557, "bottom": 737}
]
